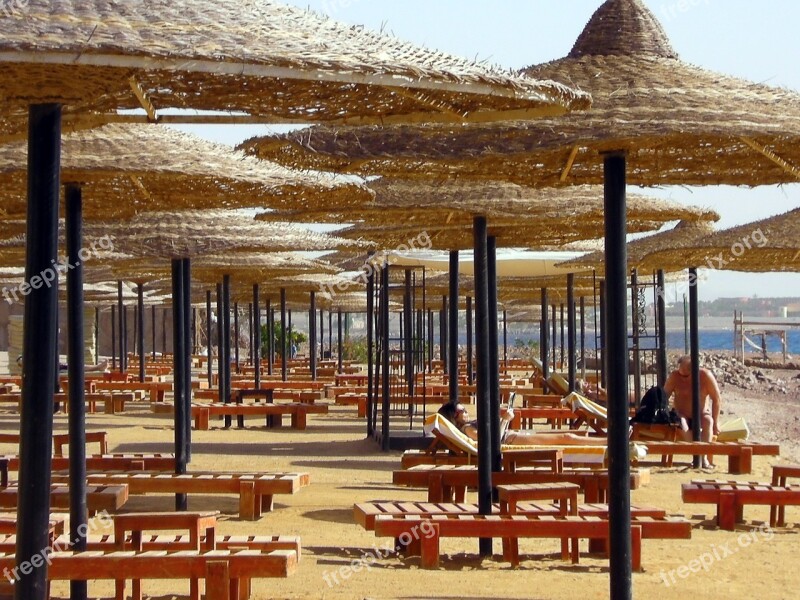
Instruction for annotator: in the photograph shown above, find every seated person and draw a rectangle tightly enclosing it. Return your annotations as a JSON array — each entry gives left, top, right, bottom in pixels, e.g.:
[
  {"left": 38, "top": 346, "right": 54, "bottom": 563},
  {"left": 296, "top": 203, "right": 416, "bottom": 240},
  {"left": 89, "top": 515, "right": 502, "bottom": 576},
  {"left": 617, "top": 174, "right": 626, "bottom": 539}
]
[
  {"left": 437, "top": 402, "right": 607, "bottom": 446},
  {"left": 578, "top": 379, "right": 607, "bottom": 403},
  {"left": 663, "top": 355, "right": 721, "bottom": 468}
]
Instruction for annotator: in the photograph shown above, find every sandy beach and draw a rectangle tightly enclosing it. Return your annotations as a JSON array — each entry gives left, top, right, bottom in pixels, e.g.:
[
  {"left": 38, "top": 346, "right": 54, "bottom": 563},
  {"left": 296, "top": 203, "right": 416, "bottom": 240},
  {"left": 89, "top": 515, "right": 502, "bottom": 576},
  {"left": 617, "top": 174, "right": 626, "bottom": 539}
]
[{"left": 2, "top": 353, "right": 799, "bottom": 600}]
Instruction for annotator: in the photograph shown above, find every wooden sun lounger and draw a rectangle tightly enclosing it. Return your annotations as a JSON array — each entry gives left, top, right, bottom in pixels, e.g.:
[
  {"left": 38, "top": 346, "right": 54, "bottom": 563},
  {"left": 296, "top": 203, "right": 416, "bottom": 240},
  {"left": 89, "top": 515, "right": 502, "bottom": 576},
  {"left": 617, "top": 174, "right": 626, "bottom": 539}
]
[
  {"left": 682, "top": 479, "right": 800, "bottom": 530},
  {"left": 771, "top": 464, "right": 800, "bottom": 526},
  {"left": 49, "top": 472, "right": 309, "bottom": 520},
  {"left": 640, "top": 441, "right": 780, "bottom": 474},
  {"left": 372, "top": 513, "right": 690, "bottom": 569},
  {"left": 0, "top": 548, "right": 297, "bottom": 600}
]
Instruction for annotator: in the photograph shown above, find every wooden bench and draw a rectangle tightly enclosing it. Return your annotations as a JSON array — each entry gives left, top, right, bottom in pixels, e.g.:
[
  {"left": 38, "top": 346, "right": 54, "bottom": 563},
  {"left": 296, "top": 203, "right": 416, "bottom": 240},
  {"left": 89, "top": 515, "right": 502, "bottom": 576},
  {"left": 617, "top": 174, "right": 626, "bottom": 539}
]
[
  {"left": 54, "top": 392, "right": 134, "bottom": 414},
  {"left": 0, "top": 484, "right": 128, "bottom": 514},
  {"left": 682, "top": 479, "right": 800, "bottom": 530},
  {"left": 640, "top": 441, "right": 780, "bottom": 474},
  {"left": 355, "top": 500, "right": 667, "bottom": 531},
  {"left": 372, "top": 514, "right": 689, "bottom": 569},
  {"left": 49, "top": 472, "right": 309, "bottom": 520},
  {"left": 153, "top": 402, "right": 328, "bottom": 430},
  {"left": 94, "top": 381, "right": 172, "bottom": 402},
  {"left": 0, "top": 532, "right": 301, "bottom": 555},
  {"left": 0, "top": 548, "right": 297, "bottom": 600},
  {"left": 3, "top": 453, "right": 175, "bottom": 473},
  {"left": 506, "top": 407, "right": 577, "bottom": 430},
  {"left": 113, "top": 511, "right": 219, "bottom": 600},
  {"left": 53, "top": 431, "right": 109, "bottom": 456},
  {"left": 771, "top": 464, "right": 800, "bottom": 526},
  {"left": 393, "top": 465, "right": 646, "bottom": 504}
]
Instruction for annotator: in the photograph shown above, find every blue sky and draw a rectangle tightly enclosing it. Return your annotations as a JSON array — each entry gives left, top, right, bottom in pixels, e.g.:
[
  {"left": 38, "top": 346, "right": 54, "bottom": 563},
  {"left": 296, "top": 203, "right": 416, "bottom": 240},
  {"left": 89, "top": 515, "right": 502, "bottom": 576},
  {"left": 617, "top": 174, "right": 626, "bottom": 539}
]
[{"left": 177, "top": 0, "right": 800, "bottom": 302}]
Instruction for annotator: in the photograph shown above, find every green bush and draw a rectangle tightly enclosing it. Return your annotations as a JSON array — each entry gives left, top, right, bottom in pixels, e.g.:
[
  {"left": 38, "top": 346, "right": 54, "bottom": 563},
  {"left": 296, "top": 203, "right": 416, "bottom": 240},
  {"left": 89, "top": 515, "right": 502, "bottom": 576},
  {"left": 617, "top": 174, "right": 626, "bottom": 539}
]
[{"left": 261, "top": 322, "right": 307, "bottom": 358}]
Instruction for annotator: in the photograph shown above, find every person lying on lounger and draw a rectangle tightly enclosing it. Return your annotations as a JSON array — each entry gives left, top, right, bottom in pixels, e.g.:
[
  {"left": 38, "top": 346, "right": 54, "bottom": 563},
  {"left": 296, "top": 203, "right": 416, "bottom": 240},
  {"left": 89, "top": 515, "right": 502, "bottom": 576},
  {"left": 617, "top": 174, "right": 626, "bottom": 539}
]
[{"left": 437, "top": 401, "right": 607, "bottom": 446}]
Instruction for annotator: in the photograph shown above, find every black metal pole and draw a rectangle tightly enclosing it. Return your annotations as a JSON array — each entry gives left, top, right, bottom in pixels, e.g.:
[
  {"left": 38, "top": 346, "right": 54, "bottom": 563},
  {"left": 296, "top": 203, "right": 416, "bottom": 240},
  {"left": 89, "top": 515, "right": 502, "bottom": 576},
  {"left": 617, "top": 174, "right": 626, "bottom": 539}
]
[
  {"left": 541, "top": 288, "right": 550, "bottom": 386},
  {"left": 366, "top": 265, "right": 375, "bottom": 436},
  {"left": 488, "top": 236, "right": 501, "bottom": 477},
  {"left": 328, "top": 311, "right": 332, "bottom": 362},
  {"left": 216, "top": 283, "right": 224, "bottom": 403},
  {"left": 603, "top": 151, "right": 632, "bottom": 600},
  {"left": 380, "top": 263, "right": 391, "bottom": 451},
  {"left": 567, "top": 274, "right": 577, "bottom": 392},
  {"left": 117, "top": 280, "right": 125, "bottom": 373},
  {"left": 337, "top": 309, "right": 343, "bottom": 375},
  {"left": 309, "top": 291, "right": 317, "bottom": 381},
  {"left": 123, "top": 305, "right": 129, "bottom": 373},
  {"left": 161, "top": 306, "right": 167, "bottom": 357},
  {"left": 448, "top": 251, "right": 459, "bottom": 404},
  {"left": 95, "top": 307, "right": 100, "bottom": 365},
  {"left": 65, "top": 183, "right": 88, "bottom": 600},
  {"left": 111, "top": 304, "right": 116, "bottom": 371},
  {"left": 254, "top": 285, "right": 261, "bottom": 388},
  {"left": 551, "top": 304, "right": 557, "bottom": 371},
  {"left": 600, "top": 280, "right": 607, "bottom": 388},
  {"left": 689, "top": 267, "right": 702, "bottom": 451},
  {"left": 222, "top": 274, "right": 233, "bottom": 427},
  {"left": 171, "top": 259, "right": 188, "bottom": 510},
  {"left": 657, "top": 269, "right": 668, "bottom": 387},
  {"left": 466, "top": 296, "right": 474, "bottom": 385},
  {"left": 151, "top": 304, "right": 156, "bottom": 360},
  {"left": 580, "top": 295, "right": 587, "bottom": 381},
  {"left": 267, "top": 301, "right": 273, "bottom": 376},
  {"left": 16, "top": 104, "right": 60, "bottom": 600},
  {"left": 404, "top": 270, "right": 414, "bottom": 418},
  {"left": 631, "top": 270, "right": 642, "bottom": 406},
  {"left": 319, "top": 309, "right": 325, "bottom": 361},
  {"left": 502, "top": 309, "right": 508, "bottom": 373},
  {"left": 473, "top": 217, "right": 493, "bottom": 556},
  {"left": 182, "top": 259, "right": 192, "bottom": 461},
  {"left": 560, "top": 303, "right": 565, "bottom": 372},
  {"left": 440, "top": 295, "right": 447, "bottom": 370},
  {"left": 248, "top": 303, "right": 253, "bottom": 367},
  {"left": 234, "top": 302, "right": 240, "bottom": 373},
  {"left": 427, "top": 309, "right": 434, "bottom": 374},
  {"left": 280, "top": 289, "right": 287, "bottom": 381},
  {"left": 206, "top": 290, "right": 213, "bottom": 389},
  {"left": 137, "top": 283, "right": 145, "bottom": 383}
]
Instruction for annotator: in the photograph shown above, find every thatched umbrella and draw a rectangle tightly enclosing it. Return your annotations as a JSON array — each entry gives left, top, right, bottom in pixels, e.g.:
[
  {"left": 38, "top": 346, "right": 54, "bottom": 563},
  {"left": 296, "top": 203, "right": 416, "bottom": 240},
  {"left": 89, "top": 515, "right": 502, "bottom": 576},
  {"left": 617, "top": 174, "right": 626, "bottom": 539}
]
[
  {"left": 241, "top": 2, "right": 800, "bottom": 594},
  {"left": 557, "top": 220, "right": 718, "bottom": 273},
  {"left": 639, "top": 208, "right": 800, "bottom": 273},
  {"left": 0, "top": 0, "right": 590, "bottom": 141},
  {"left": 1, "top": 4, "right": 590, "bottom": 596}
]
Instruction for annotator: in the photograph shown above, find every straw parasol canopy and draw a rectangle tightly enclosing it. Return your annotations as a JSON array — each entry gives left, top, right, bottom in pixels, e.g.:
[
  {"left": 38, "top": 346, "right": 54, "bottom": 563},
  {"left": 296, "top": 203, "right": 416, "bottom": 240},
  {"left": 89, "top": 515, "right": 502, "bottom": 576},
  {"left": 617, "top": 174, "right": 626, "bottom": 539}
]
[
  {"left": 639, "top": 208, "right": 800, "bottom": 273},
  {"left": 256, "top": 179, "right": 719, "bottom": 224},
  {"left": 557, "top": 219, "right": 718, "bottom": 273},
  {"left": 242, "top": 0, "right": 800, "bottom": 187},
  {"left": 0, "top": 0, "right": 590, "bottom": 140},
  {"left": 0, "top": 124, "right": 370, "bottom": 219}
]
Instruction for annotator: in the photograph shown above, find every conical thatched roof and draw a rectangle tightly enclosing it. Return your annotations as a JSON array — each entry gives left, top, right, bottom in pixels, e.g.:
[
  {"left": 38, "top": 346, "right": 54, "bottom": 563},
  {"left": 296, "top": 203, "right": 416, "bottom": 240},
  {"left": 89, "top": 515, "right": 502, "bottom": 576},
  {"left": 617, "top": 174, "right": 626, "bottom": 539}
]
[
  {"left": 0, "top": 0, "right": 590, "bottom": 139},
  {"left": 256, "top": 180, "right": 718, "bottom": 225},
  {"left": 0, "top": 125, "right": 370, "bottom": 219},
  {"left": 242, "top": 0, "right": 800, "bottom": 187},
  {"left": 640, "top": 208, "right": 800, "bottom": 273},
  {"left": 557, "top": 220, "right": 717, "bottom": 273}
]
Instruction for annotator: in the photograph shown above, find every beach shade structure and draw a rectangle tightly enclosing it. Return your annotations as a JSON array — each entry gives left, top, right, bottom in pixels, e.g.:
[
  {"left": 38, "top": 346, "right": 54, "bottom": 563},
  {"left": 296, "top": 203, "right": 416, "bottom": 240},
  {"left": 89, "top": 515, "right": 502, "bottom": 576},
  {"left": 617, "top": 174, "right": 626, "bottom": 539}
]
[
  {"left": 3, "top": 5, "right": 590, "bottom": 592},
  {"left": 258, "top": 181, "right": 716, "bottom": 251},
  {"left": 558, "top": 219, "right": 719, "bottom": 273},
  {"left": 242, "top": 1, "right": 800, "bottom": 594},
  {"left": 639, "top": 208, "right": 800, "bottom": 273},
  {"left": 0, "top": 0, "right": 591, "bottom": 142},
  {"left": 0, "top": 124, "right": 371, "bottom": 219}
]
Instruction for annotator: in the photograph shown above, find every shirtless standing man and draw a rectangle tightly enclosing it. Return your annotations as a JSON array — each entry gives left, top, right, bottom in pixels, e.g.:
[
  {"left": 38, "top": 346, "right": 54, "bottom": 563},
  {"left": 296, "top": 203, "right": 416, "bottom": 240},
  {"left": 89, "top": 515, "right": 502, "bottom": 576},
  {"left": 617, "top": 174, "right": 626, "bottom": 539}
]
[{"left": 663, "top": 355, "right": 722, "bottom": 464}]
